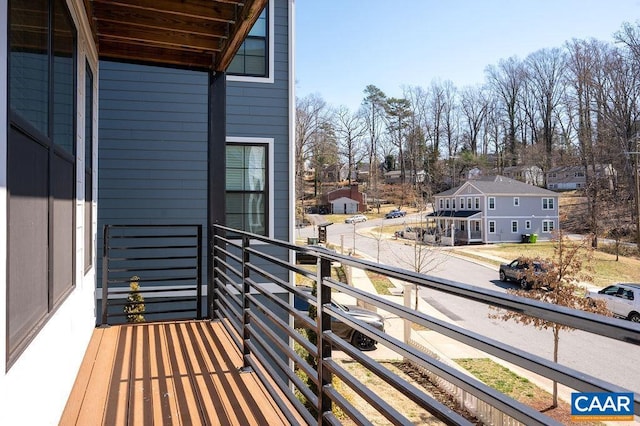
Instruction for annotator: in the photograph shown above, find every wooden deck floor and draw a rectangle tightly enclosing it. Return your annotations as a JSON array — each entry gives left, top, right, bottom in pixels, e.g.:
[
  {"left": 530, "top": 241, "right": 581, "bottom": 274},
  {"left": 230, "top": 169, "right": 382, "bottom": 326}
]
[{"left": 60, "top": 320, "right": 296, "bottom": 425}]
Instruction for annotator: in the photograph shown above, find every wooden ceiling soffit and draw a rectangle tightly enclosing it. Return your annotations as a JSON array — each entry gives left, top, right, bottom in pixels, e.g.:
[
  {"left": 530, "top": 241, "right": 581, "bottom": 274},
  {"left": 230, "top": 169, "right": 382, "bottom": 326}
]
[{"left": 87, "top": 0, "right": 268, "bottom": 71}]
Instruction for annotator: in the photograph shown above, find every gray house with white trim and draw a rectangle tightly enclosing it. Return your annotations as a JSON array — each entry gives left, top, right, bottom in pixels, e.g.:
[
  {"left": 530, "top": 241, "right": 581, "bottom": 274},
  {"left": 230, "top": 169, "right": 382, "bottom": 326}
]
[{"left": 427, "top": 175, "right": 559, "bottom": 244}]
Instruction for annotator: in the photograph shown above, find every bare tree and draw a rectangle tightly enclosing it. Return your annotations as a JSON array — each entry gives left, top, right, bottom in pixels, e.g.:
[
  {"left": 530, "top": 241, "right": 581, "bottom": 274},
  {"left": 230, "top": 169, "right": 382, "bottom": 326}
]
[
  {"left": 362, "top": 85, "right": 387, "bottom": 212},
  {"left": 490, "top": 231, "right": 610, "bottom": 408},
  {"left": 335, "top": 106, "right": 367, "bottom": 184},
  {"left": 486, "top": 56, "right": 526, "bottom": 166},
  {"left": 384, "top": 97, "right": 412, "bottom": 186},
  {"left": 296, "top": 94, "right": 329, "bottom": 211},
  {"left": 459, "top": 85, "right": 488, "bottom": 156},
  {"left": 525, "top": 48, "right": 567, "bottom": 169}
]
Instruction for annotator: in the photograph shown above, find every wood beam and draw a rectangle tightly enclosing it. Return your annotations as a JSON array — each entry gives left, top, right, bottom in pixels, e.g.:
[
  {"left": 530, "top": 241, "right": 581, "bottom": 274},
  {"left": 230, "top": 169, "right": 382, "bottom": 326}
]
[
  {"left": 215, "top": 0, "right": 267, "bottom": 71},
  {"left": 92, "top": 0, "right": 239, "bottom": 23},
  {"left": 97, "top": 39, "right": 214, "bottom": 70}
]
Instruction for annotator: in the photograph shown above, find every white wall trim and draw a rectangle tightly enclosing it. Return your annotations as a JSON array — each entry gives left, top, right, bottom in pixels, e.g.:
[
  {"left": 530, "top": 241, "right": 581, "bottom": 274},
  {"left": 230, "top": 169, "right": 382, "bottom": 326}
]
[
  {"left": 226, "top": 0, "right": 275, "bottom": 84},
  {"left": 288, "top": 0, "right": 295, "bottom": 251},
  {"left": 0, "top": 0, "right": 9, "bottom": 373},
  {"left": 226, "top": 136, "right": 275, "bottom": 239}
]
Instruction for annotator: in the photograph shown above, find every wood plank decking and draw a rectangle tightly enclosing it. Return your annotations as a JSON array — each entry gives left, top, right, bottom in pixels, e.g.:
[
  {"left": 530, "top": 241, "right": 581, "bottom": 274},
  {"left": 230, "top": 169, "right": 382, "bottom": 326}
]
[{"left": 60, "top": 320, "right": 296, "bottom": 425}]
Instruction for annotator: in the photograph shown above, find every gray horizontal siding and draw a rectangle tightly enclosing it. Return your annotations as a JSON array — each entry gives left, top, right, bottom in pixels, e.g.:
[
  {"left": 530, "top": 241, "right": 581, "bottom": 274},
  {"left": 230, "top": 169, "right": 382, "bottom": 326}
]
[{"left": 97, "top": 0, "right": 292, "bottom": 295}]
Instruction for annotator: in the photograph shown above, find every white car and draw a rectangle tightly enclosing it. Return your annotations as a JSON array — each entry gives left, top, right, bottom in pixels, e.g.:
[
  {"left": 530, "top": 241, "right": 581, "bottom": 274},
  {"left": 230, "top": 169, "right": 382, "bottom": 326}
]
[
  {"left": 586, "top": 283, "right": 640, "bottom": 322},
  {"left": 344, "top": 214, "right": 367, "bottom": 224}
]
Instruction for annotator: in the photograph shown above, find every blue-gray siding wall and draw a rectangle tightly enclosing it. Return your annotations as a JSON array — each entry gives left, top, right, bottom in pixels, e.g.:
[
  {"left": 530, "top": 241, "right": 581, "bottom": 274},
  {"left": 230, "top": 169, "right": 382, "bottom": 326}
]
[
  {"left": 227, "top": 0, "right": 290, "bottom": 240},
  {"left": 97, "top": 0, "right": 291, "bottom": 295}
]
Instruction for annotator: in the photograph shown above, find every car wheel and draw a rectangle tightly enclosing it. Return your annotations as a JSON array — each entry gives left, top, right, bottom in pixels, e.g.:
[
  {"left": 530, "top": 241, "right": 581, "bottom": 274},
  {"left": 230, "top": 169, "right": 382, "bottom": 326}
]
[
  {"left": 519, "top": 279, "right": 531, "bottom": 290},
  {"left": 586, "top": 297, "right": 595, "bottom": 307},
  {"left": 499, "top": 270, "right": 507, "bottom": 282},
  {"left": 351, "top": 331, "right": 376, "bottom": 351},
  {"left": 629, "top": 312, "right": 640, "bottom": 322}
]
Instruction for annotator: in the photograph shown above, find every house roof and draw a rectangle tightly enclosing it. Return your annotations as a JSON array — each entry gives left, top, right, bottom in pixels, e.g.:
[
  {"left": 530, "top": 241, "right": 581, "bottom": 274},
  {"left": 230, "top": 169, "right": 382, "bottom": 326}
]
[
  {"left": 436, "top": 175, "right": 557, "bottom": 197},
  {"left": 330, "top": 197, "right": 358, "bottom": 204},
  {"left": 79, "top": 0, "right": 267, "bottom": 70}
]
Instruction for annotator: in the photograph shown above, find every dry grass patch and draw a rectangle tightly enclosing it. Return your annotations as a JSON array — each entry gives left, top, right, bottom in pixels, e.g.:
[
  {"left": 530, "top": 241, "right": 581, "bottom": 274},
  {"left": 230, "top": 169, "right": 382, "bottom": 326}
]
[{"left": 456, "top": 358, "right": 603, "bottom": 425}]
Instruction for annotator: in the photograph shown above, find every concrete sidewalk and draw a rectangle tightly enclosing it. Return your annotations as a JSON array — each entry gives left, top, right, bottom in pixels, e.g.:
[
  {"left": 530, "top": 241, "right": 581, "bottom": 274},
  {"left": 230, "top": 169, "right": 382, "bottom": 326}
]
[{"left": 333, "top": 257, "right": 582, "bottom": 417}]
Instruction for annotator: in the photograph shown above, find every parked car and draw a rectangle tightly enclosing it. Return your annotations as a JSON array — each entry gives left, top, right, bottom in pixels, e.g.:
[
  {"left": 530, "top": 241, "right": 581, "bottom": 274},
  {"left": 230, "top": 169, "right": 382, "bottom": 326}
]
[
  {"left": 345, "top": 214, "right": 367, "bottom": 224},
  {"left": 499, "top": 258, "right": 549, "bottom": 290},
  {"left": 586, "top": 283, "right": 640, "bottom": 322},
  {"left": 295, "top": 245, "right": 336, "bottom": 265},
  {"left": 294, "top": 287, "right": 385, "bottom": 350},
  {"left": 385, "top": 209, "right": 407, "bottom": 219}
]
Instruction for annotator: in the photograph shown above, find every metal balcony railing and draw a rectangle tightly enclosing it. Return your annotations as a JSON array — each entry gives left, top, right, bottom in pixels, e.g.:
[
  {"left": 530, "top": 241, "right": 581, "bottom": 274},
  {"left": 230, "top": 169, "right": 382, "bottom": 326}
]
[
  {"left": 210, "top": 224, "right": 640, "bottom": 425},
  {"left": 101, "top": 224, "right": 203, "bottom": 324},
  {"left": 100, "top": 223, "right": 640, "bottom": 424}
]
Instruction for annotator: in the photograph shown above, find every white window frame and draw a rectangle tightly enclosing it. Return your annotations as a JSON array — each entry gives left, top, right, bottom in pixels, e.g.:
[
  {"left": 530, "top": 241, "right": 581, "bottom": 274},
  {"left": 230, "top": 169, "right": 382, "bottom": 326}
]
[
  {"left": 488, "top": 220, "right": 496, "bottom": 233},
  {"left": 439, "top": 198, "right": 444, "bottom": 210},
  {"left": 513, "top": 197, "right": 519, "bottom": 207},
  {"left": 542, "top": 220, "right": 555, "bottom": 233},
  {"left": 467, "top": 197, "right": 472, "bottom": 209},
  {"left": 446, "top": 198, "right": 450, "bottom": 209},
  {"left": 542, "top": 197, "right": 555, "bottom": 210},
  {"left": 227, "top": 1, "right": 275, "bottom": 84},
  {"left": 452, "top": 198, "right": 456, "bottom": 209},
  {"left": 525, "top": 220, "right": 531, "bottom": 230},
  {"left": 511, "top": 220, "right": 518, "bottom": 233},
  {"left": 474, "top": 197, "right": 480, "bottom": 209},
  {"left": 488, "top": 197, "right": 495, "bottom": 210},
  {"left": 226, "top": 136, "right": 274, "bottom": 238}
]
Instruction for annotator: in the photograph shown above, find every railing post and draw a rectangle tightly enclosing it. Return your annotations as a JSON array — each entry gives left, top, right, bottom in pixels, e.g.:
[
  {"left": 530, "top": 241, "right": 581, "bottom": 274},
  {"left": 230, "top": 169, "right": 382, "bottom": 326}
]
[
  {"left": 210, "top": 225, "right": 218, "bottom": 320},
  {"left": 241, "top": 235, "right": 251, "bottom": 370},
  {"left": 100, "top": 225, "right": 110, "bottom": 326},
  {"left": 196, "top": 224, "right": 203, "bottom": 319},
  {"left": 317, "top": 257, "right": 333, "bottom": 423}
]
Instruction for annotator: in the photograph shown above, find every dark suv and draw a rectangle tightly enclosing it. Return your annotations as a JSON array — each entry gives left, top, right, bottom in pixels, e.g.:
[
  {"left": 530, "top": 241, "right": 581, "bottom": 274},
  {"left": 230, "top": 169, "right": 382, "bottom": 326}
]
[{"left": 499, "top": 258, "right": 549, "bottom": 290}]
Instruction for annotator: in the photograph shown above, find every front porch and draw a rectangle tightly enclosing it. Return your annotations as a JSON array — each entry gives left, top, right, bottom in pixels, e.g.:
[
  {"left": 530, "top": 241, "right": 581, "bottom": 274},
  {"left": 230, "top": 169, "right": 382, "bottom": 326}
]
[
  {"left": 425, "top": 210, "right": 484, "bottom": 245},
  {"left": 60, "top": 320, "right": 295, "bottom": 425}
]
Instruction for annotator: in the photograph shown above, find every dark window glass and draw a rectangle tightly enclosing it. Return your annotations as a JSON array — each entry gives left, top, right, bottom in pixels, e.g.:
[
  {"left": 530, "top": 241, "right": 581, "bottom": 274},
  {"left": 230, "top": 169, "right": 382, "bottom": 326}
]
[
  {"left": 226, "top": 145, "right": 268, "bottom": 235},
  {"left": 7, "top": 0, "right": 76, "bottom": 365},
  {"left": 53, "top": 0, "right": 75, "bottom": 154},
  {"left": 228, "top": 9, "right": 267, "bottom": 77},
  {"left": 9, "top": 0, "right": 49, "bottom": 134}
]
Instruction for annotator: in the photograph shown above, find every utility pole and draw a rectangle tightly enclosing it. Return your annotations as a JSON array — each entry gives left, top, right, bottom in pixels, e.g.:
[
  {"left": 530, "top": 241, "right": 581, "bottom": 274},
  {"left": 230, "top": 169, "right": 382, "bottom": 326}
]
[{"left": 627, "top": 151, "right": 640, "bottom": 249}]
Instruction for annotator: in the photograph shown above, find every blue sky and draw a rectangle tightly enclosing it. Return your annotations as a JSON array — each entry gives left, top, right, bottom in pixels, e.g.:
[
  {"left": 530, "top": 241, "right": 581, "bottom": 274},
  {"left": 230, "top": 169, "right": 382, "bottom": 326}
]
[{"left": 295, "top": 1, "right": 640, "bottom": 111}]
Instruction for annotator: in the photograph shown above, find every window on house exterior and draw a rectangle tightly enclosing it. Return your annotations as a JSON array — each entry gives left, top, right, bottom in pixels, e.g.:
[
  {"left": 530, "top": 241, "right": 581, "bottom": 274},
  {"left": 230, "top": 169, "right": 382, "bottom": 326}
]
[
  {"left": 511, "top": 221, "right": 518, "bottom": 233},
  {"left": 475, "top": 197, "right": 480, "bottom": 209},
  {"left": 474, "top": 221, "right": 480, "bottom": 232},
  {"left": 543, "top": 220, "right": 555, "bottom": 233},
  {"left": 467, "top": 197, "right": 472, "bottom": 209},
  {"left": 542, "top": 198, "right": 555, "bottom": 210},
  {"left": 226, "top": 143, "right": 268, "bottom": 236},
  {"left": 489, "top": 221, "right": 496, "bottom": 233},
  {"left": 7, "top": 0, "right": 77, "bottom": 365},
  {"left": 452, "top": 198, "right": 456, "bottom": 209},
  {"left": 525, "top": 220, "right": 531, "bottom": 230},
  {"left": 488, "top": 197, "right": 495, "bottom": 209},
  {"left": 460, "top": 222, "right": 466, "bottom": 231},
  {"left": 439, "top": 198, "right": 443, "bottom": 210},
  {"left": 513, "top": 197, "right": 520, "bottom": 206},
  {"left": 446, "top": 199, "right": 450, "bottom": 209},
  {"left": 228, "top": 9, "right": 268, "bottom": 77}
]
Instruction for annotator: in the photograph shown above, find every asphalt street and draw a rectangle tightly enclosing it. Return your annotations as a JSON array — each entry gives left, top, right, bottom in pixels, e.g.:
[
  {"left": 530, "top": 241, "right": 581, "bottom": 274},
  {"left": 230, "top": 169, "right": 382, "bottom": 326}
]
[{"left": 297, "top": 214, "right": 640, "bottom": 396}]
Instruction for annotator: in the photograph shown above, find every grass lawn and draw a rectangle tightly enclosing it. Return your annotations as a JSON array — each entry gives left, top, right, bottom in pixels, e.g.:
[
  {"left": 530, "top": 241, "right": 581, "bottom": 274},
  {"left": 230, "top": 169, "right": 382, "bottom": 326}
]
[{"left": 454, "top": 241, "right": 640, "bottom": 287}]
